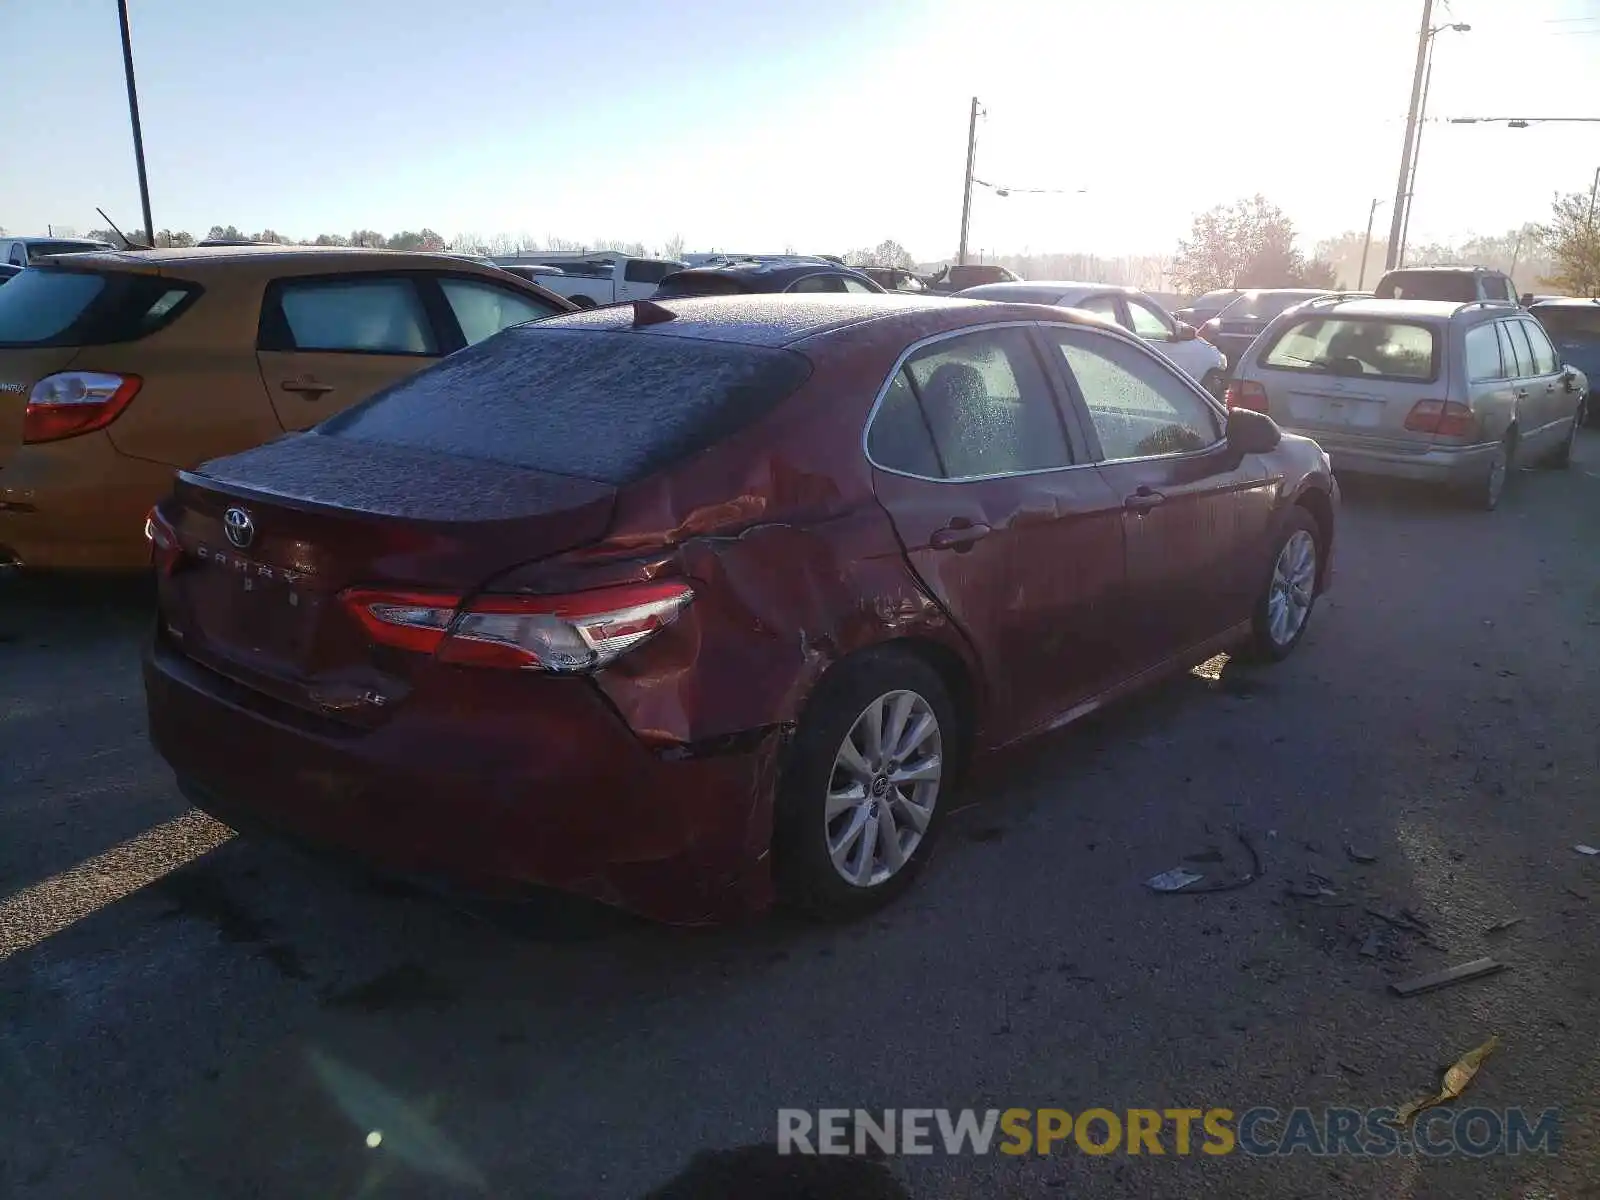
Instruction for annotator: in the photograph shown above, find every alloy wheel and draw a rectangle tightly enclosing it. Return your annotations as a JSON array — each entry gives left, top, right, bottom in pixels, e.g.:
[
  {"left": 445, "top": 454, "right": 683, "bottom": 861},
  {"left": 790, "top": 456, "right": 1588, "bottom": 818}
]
[
  {"left": 1266, "top": 530, "right": 1317, "bottom": 648},
  {"left": 825, "top": 690, "right": 943, "bottom": 888}
]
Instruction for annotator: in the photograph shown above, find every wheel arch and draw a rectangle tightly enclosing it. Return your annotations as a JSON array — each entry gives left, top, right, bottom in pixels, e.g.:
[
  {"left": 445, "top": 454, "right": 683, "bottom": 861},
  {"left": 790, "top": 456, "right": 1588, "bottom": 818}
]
[{"left": 1292, "top": 484, "right": 1335, "bottom": 592}]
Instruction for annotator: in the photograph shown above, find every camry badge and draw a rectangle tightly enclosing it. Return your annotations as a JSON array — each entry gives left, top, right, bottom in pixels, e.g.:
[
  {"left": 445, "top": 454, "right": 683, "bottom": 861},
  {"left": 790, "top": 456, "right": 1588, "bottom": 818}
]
[{"left": 223, "top": 507, "right": 255, "bottom": 549}]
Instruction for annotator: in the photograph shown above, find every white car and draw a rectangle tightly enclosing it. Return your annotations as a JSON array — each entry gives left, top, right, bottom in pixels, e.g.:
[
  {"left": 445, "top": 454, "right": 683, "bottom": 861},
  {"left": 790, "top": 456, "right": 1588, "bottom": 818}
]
[
  {"left": 956, "top": 281, "right": 1230, "bottom": 397},
  {"left": 1, "top": 236, "right": 116, "bottom": 268},
  {"left": 489, "top": 253, "right": 686, "bottom": 308}
]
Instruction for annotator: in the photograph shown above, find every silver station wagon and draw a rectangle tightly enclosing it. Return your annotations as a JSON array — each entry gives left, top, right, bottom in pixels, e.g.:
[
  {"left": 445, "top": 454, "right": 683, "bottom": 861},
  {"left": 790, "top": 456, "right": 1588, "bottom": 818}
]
[{"left": 1226, "top": 297, "right": 1588, "bottom": 510}]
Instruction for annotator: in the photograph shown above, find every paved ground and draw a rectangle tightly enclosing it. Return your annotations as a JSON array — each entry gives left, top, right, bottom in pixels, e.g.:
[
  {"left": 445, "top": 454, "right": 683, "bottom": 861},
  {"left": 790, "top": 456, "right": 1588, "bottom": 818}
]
[{"left": 2, "top": 434, "right": 1598, "bottom": 1199}]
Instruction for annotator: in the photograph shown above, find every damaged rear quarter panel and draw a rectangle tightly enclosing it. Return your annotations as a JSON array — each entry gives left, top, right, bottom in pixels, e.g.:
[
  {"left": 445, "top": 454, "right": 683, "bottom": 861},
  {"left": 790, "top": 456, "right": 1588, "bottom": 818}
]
[{"left": 549, "top": 308, "right": 996, "bottom": 751}]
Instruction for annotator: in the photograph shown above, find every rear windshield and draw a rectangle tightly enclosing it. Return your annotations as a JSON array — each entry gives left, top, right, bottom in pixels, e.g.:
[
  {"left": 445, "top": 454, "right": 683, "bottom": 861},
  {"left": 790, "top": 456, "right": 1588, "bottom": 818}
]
[
  {"left": 24, "top": 240, "right": 110, "bottom": 258},
  {"left": 317, "top": 325, "right": 814, "bottom": 485},
  {"left": 1259, "top": 317, "right": 1439, "bottom": 382},
  {"left": 653, "top": 273, "right": 748, "bottom": 298},
  {"left": 1223, "top": 292, "right": 1320, "bottom": 321},
  {"left": 1533, "top": 306, "right": 1600, "bottom": 339},
  {"left": 1375, "top": 272, "right": 1476, "bottom": 302},
  {"left": 0, "top": 269, "right": 200, "bottom": 347}
]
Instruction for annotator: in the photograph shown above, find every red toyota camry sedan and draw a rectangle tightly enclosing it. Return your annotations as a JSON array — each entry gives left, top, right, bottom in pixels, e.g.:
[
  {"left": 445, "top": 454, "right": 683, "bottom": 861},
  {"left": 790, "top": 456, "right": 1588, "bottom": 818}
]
[{"left": 143, "top": 294, "right": 1337, "bottom": 923}]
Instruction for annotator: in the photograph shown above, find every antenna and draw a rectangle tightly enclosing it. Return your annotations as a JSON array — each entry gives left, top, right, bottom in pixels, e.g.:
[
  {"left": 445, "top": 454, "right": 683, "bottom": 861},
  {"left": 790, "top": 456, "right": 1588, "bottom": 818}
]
[
  {"left": 631, "top": 299, "right": 677, "bottom": 327},
  {"left": 96, "top": 207, "right": 149, "bottom": 250}
]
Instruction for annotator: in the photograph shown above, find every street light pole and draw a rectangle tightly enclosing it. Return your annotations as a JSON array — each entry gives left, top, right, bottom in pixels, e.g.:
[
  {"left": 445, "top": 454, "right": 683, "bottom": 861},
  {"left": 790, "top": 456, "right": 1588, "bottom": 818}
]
[
  {"left": 1386, "top": 0, "right": 1433, "bottom": 272},
  {"left": 1398, "top": 22, "right": 1470, "bottom": 267},
  {"left": 957, "top": 97, "right": 980, "bottom": 266},
  {"left": 117, "top": 0, "right": 154, "bottom": 245}
]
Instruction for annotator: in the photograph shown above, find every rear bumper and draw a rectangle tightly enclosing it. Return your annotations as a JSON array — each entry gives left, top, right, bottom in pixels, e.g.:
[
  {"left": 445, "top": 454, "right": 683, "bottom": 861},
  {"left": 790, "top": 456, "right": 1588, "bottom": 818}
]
[
  {"left": 0, "top": 436, "right": 173, "bottom": 570},
  {"left": 143, "top": 634, "right": 783, "bottom": 924},
  {"left": 1285, "top": 430, "right": 1497, "bottom": 485}
]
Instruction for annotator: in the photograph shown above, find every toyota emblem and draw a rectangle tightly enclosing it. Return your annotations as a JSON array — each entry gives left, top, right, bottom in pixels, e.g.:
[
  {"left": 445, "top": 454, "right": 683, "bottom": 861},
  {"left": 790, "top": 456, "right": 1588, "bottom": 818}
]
[{"left": 222, "top": 507, "right": 256, "bottom": 549}]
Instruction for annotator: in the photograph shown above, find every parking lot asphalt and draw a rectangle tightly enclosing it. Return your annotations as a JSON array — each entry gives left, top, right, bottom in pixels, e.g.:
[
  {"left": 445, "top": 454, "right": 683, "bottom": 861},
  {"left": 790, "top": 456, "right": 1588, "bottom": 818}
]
[{"left": 2, "top": 435, "right": 1598, "bottom": 1199}]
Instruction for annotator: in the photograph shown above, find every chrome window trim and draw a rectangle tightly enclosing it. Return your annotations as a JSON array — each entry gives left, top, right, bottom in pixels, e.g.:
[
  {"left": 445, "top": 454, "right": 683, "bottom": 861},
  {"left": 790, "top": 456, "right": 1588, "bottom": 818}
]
[{"left": 860, "top": 320, "right": 1097, "bottom": 483}]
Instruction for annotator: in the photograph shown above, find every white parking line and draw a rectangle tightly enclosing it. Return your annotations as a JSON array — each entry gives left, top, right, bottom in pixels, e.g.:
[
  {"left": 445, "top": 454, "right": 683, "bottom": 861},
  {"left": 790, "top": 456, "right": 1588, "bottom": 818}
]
[{"left": 0, "top": 810, "right": 234, "bottom": 961}]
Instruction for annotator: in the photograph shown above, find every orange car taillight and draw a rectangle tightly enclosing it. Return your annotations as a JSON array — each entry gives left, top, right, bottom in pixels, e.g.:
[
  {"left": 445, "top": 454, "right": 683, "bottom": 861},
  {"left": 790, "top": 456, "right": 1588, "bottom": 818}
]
[
  {"left": 339, "top": 580, "right": 695, "bottom": 673},
  {"left": 24, "top": 372, "right": 142, "bottom": 443},
  {"left": 1225, "top": 380, "right": 1269, "bottom": 412},
  {"left": 1404, "top": 400, "right": 1476, "bottom": 437}
]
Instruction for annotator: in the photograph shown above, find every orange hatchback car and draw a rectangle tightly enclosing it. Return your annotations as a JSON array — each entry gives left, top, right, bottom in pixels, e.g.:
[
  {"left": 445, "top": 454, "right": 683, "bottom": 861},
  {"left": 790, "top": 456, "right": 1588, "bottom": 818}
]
[{"left": 0, "top": 246, "right": 572, "bottom": 571}]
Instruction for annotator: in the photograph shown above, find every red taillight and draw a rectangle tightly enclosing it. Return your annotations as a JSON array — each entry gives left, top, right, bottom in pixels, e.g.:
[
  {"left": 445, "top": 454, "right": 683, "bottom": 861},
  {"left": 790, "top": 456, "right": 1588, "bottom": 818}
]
[
  {"left": 1403, "top": 399, "right": 1475, "bottom": 437},
  {"left": 144, "top": 505, "right": 184, "bottom": 576},
  {"left": 339, "top": 580, "right": 695, "bottom": 673},
  {"left": 1225, "top": 380, "right": 1268, "bottom": 412},
  {"left": 23, "top": 372, "right": 142, "bottom": 443}
]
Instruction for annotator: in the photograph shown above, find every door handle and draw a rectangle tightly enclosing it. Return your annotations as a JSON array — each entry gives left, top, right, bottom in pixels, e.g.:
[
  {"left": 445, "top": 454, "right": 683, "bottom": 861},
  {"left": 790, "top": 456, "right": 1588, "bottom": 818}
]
[
  {"left": 930, "top": 522, "right": 992, "bottom": 551},
  {"left": 280, "top": 379, "right": 335, "bottom": 397},
  {"left": 1513, "top": 387, "right": 1530, "bottom": 399},
  {"left": 1124, "top": 485, "right": 1167, "bottom": 512}
]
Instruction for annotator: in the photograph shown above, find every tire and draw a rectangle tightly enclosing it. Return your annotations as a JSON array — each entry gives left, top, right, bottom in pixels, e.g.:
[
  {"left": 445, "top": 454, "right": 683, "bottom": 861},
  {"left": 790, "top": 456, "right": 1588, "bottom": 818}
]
[
  {"left": 1549, "top": 398, "right": 1584, "bottom": 469},
  {"left": 1200, "top": 369, "right": 1225, "bottom": 400},
  {"left": 1463, "top": 433, "right": 1514, "bottom": 510},
  {"left": 774, "top": 649, "right": 958, "bottom": 920},
  {"left": 1245, "top": 508, "right": 1321, "bottom": 663}
]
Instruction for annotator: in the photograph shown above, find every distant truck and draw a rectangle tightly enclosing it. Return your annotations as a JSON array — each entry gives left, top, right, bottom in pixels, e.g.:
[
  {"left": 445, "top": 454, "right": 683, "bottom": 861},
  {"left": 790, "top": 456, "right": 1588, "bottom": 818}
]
[{"left": 489, "top": 252, "right": 686, "bottom": 307}]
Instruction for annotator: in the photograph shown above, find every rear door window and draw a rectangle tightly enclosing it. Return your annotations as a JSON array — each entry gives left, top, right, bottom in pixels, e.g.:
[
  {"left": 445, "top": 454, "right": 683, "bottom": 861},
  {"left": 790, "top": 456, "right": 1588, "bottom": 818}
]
[
  {"left": 841, "top": 277, "right": 879, "bottom": 294},
  {"left": 897, "top": 327, "right": 1073, "bottom": 478},
  {"left": 1500, "top": 320, "right": 1536, "bottom": 379},
  {"left": 1521, "top": 319, "right": 1559, "bottom": 374},
  {"left": 439, "top": 277, "right": 561, "bottom": 347},
  {"left": 318, "top": 326, "right": 813, "bottom": 485},
  {"left": 1465, "top": 324, "right": 1504, "bottom": 382},
  {"left": 1076, "top": 294, "right": 1121, "bottom": 322},
  {"left": 622, "top": 259, "right": 678, "bottom": 284},
  {"left": 866, "top": 370, "right": 943, "bottom": 477},
  {"left": 265, "top": 276, "right": 438, "bottom": 355}
]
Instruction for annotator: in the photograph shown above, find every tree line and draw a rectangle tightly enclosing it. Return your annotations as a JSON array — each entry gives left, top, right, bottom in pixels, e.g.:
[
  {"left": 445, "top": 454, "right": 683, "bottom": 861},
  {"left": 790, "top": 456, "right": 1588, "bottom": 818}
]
[{"left": 1169, "top": 180, "right": 1600, "bottom": 297}]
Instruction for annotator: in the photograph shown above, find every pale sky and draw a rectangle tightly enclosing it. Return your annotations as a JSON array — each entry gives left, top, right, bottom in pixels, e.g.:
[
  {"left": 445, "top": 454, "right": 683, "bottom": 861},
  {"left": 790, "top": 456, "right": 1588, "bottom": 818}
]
[{"left": 4, "top": 0, "right": 1598, "bottom": 259}]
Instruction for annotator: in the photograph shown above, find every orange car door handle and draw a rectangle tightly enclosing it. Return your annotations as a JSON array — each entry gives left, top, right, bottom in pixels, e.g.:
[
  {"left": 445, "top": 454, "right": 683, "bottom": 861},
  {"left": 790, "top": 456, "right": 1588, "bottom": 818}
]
[
  {"left": 281, "top": 379, "right": 335, "bottom": 397},
  {"left": 1124, "top": 486, "right": 1167, "bottom": 512},
  {"left": 930, "top": 522, "right": 992, "bottom": 551}
]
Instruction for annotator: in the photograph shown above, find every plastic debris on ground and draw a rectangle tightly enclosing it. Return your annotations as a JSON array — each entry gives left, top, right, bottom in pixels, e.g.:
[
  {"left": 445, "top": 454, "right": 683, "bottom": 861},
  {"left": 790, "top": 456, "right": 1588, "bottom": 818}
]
[
  {"left": 1483, "top": 916, "right": 1524, "bottom": 934},
  {"left": 1395, "top": 1036, "right": 1501, "bottom": 1126},
  {"left": 1575, "top": 844, "right": 1600, "bottom": 856},
  {"left": 1389, "top": 958, "right": 1506, "bottom": 998},
  {"left": 1146, "top": 829, "right": 1262, "bottom": 895}
]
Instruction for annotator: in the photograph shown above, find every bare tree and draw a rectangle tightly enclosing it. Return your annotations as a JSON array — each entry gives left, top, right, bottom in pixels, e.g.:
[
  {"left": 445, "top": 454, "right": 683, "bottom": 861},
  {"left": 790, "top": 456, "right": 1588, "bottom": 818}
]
[{"left": 662, "top": 233, "right": 686, "bottom": 260}]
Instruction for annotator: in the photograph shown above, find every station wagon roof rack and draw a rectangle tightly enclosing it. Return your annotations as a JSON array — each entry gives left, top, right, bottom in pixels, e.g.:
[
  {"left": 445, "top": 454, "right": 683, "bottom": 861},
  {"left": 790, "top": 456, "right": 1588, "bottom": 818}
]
[{"left": 1456, "top": 299, "right": 1518, "bottom": 313}]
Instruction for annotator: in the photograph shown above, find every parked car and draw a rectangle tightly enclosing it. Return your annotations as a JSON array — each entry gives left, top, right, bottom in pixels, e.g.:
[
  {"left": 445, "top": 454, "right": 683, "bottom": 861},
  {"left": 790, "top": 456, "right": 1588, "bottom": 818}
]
[
  {"left": 653, "top": 260, "right": 885, "bottom": 297},
  {"left": 923, "top": 263, "right": 1021, "bottom": 293},
  {"left": 494, "top": 263, "right": 566, "bottom": 283},
  {"left": 142, "top": 293, "right": 1336, "bottom": 924},
  {"left": 0, "top": 245, "right": 574, "bottom": 571},
  {"left": 1227, "top": 296, "right": 1586, "bottom": 510},
  {"left": 1373, "top": 265, "right": 1518, "bottom": 306},
  {"left": 1529, "top": 297, "right": 1600, "bottom": 426},
  {"left": 1174, "top": 289, "right": 1246, "bottom": 330},
  {"left": 1, "top": 236, "right": 117, "bottom": 268},
  {"left": 955, "top": 281, "right": 1230, "bottom": 395},
  {"left": 858, "top": 266, "right": 932, "bottom": 294},
  {"left": 490, "top": 253, "right": 685, "bottom": 308},
  {"left": 1200, "top": 289, "right": 1354, "bottom": 371}
]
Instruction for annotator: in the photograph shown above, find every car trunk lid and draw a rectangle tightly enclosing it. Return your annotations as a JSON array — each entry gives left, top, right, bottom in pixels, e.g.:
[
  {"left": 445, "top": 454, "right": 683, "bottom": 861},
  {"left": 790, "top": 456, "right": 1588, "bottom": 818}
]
[
  {"left": 159, "top": 432, "right": 616, "bottom": 723},
  {"left": 1271, "top": 376, "right": 1438, "bottom": 447}
]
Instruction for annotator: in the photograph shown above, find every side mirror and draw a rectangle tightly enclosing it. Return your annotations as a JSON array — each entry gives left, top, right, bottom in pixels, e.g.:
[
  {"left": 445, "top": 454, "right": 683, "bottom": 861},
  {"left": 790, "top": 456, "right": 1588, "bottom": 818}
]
[
  {"left": 1226, "top": 406, "right": 1282, "bottom": 454},
  {"left": 1520, "top": 293, "right": 1535, "bottom": 307},
  {"left": 1563, "top": 366, "right": 1580, "bottom": 393},
  {"left": 1174, "top": 321, "right": 1198, "bottom": 342}
]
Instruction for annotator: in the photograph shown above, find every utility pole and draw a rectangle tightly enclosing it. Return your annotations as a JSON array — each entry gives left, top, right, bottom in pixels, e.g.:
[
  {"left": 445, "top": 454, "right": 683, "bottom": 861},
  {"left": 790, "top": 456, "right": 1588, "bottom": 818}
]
[
  {"left": 1386, "top": 0, "right": 1433, "bottom": 271},
  {"left": 1358, "top": 198, "right": 1383, "bottom": 289},
  {"left": 1587, "top": 165, "right": 1599, "bottom": 227},
  {"left": 1399, "top": 35, "right": 1437, "bottom": 266},
  {"left": 957, "top": 97, "right": 980, "bottom": 266},
  {"left": 118, "top": 0, "right": 154, "bottom": 244}
]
